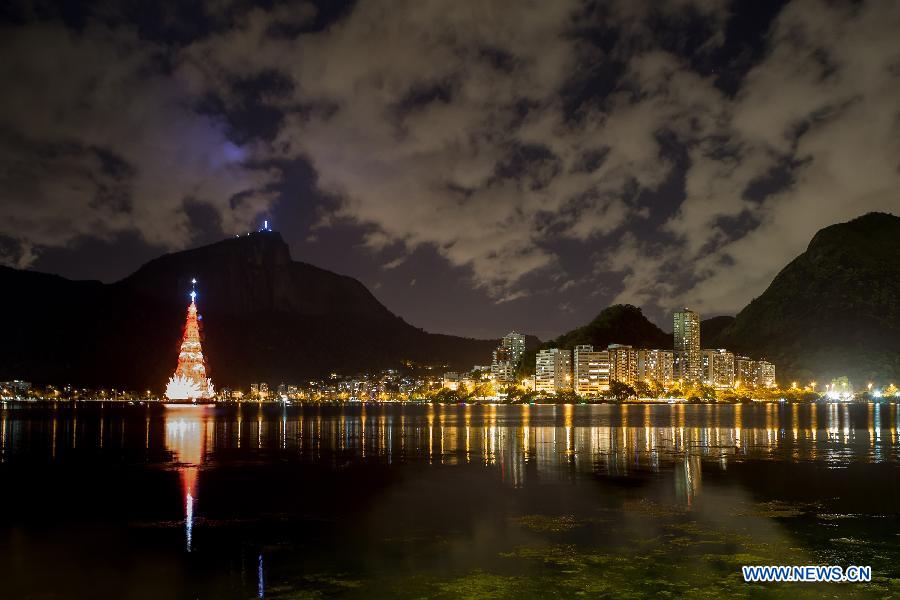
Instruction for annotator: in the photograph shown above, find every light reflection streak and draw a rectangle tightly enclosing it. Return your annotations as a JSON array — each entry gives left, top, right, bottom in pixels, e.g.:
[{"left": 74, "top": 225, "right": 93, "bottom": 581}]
[
  {"left": 1, "top": 408, "right": 6, "bottom": 463},
  {"left": 893, "top": 404, "right": 899, "bottom": 446},
  {"left": 257, "top": 405, "right": 262, "bottom": 450},
  {"left": 464, "top": 404, "right": 471, "bottom": 463},
  {"left": 873, "top": 403, "right": 882, "bottom": 461},
  {"left": 426, "top": 406, "right": 433, "bottom": 464},
  {"left": 257, "top": 553, "right": 265, "bottom": 598},
  {"left": 237, "top": 404, "right": 243, "bottom": 449},
  {"left": 810, "top": 404, "right": 817, "bottom": 442},
  {"left": 164, "top": 406, "right": 209, "bottom": 552}
]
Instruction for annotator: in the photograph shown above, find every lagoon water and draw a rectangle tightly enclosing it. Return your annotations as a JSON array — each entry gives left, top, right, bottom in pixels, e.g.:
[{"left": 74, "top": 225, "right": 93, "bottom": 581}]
[{"left": 1, "top": 401, "right": 898, "bottom": 598}]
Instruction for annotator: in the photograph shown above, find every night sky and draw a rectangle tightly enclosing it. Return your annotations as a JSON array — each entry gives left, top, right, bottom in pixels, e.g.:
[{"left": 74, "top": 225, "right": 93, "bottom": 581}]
[{"left": 1, "top": 1, "right": 898, "bottom": 340}]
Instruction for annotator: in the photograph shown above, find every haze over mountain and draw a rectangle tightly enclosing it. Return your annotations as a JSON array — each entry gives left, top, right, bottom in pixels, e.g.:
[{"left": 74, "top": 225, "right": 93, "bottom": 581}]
[{"left": 0, "top": 232, "right": 537, "bottom": 389}]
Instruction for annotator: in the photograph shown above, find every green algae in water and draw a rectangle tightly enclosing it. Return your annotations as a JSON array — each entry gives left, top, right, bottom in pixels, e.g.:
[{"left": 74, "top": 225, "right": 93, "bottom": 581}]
[
  {"left": 434, "top": 571, "right": 519, "bottom": 599},
  {"left": 264, "top": 573, "right": 362, "bottom": 599},
  {"left": 509, "top": 514, "right": 583, "bottom": 533},
  {"left": 732, "top": 500, "right": 819, "bottom": 519},
  {"left": 617, "top": 498, "right": 687, "bottom": 518},
  {"left": 493, "top": 542, "right": 889, "bottom": 599}
]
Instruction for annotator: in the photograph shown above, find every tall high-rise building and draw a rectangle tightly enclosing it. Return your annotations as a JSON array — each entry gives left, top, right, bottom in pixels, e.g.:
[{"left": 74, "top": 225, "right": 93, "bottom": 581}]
[
  {"left": 659, "top": 350, "right": 675, "bottom": 384},
  {"left": 491, "top": 331, "right": 527, "bottom": 383},
  {"left": 716, "top": 350, "right": 735, "bottom": 388},
  {"left": 535, "top": 348, "right": 572, "bottom": 393},
  {"left": 735, "top": 357, "right": 756, "bottom": 388},
  {"left": 673, "top": 309, "right": 701, "bottom": 383},
  {"left": 757, "top": 360, "right": 776, "bottom": 388},
  {"left": 636, "top": 349, "right": 675, "bottom": 384},
  {"left": 700, "top": 350, "right": 712, "bottom": 383},
  {"left": 491, "top": 346, "right": 514, "bottom": 382},
  {"left": 503, "top": 332, "right": 526, "bottom": 359},
  {"left": 734, "top": 357, "right": 776, "bottom": 389},
  {"left": 673, "top": 351, "right": 687, "bottom": 382},
  {"left": 701, "top": 349, "right": 735, "bottom": 389},
  {"left": 608, "top": 344, "right": 638, "bottom": 385},
  {"left": 574, "top": 345, "right": 610, "bottom": 396}
]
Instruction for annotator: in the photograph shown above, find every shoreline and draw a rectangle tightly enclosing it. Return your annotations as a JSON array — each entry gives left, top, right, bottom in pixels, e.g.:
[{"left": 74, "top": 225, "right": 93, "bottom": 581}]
[{"left": 1, "top": 398, "right": 896, "bottom": 406}]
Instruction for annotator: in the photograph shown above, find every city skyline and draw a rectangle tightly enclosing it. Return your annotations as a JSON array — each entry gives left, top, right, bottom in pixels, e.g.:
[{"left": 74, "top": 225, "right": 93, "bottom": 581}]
[{"left": 532, "top": 306, "right": 778, "bottom": 399}]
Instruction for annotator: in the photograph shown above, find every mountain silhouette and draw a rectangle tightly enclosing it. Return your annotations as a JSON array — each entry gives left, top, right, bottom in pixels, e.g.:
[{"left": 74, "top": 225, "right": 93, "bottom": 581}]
[
  {"left": 0, "top": 231, "right": 535, "bottom": 389},
  {"left": 714, "top": 212, "right": 900, "bottom": 384}
]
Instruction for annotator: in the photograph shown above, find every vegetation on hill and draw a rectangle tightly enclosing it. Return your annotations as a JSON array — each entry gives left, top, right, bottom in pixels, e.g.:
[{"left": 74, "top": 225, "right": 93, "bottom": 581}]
[
  {"left": 698, "top": 315, "right": 735, "bottom": 348},
  {"left": 715, "top": 212, "right": 900, "bottom": 384}
]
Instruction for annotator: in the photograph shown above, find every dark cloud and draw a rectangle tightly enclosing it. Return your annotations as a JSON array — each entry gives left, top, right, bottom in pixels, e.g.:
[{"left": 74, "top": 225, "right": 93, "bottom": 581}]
[
  {"left": 0, "top": 0, "right": 897, "bottom": 339},
  {"left": 0, "top": 20, "right": 278, "bottom": 268}
]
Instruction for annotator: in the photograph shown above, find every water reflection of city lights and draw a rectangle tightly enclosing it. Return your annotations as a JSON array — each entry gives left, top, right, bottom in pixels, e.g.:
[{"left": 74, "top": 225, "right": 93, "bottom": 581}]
[{"left": 3, "top": 403, "right": 900, "bottom": 518}]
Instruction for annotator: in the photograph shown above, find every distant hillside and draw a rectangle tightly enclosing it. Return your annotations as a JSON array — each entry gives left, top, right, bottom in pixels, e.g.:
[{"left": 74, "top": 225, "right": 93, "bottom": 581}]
[
  {"left": 0, "top": 232, "right": 517, "bottom": 389},
  {"left": 700, "top": 315, "right": 736, "bottom": 348},
  {"left": 519, "top": 304, "right": 671, "bottom": 375},
  {"left": 715, "top": 212, "right": 900, "bottom": 384}
]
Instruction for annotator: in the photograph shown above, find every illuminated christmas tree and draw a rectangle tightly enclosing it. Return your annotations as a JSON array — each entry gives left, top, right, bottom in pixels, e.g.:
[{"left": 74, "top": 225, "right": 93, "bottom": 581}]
[{"left": 165, "top": 279, "right": 215, "bottom": 400}]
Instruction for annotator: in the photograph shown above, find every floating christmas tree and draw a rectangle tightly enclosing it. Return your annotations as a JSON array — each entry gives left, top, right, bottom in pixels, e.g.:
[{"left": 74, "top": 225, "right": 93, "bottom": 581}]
[{"left": 165, "top": 279, "right": 215, "bottom": 400}]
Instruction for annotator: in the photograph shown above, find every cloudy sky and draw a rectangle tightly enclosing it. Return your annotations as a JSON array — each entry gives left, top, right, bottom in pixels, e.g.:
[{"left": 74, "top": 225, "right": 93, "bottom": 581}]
[{"left": 1, "top": 0, "right": 898, "bottom": 340}]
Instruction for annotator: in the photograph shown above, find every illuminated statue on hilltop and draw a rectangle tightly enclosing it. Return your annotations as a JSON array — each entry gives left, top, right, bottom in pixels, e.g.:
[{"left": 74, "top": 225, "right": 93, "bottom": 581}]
[{"left": 165, "top": 279, "right": 215, "bottom": 400}]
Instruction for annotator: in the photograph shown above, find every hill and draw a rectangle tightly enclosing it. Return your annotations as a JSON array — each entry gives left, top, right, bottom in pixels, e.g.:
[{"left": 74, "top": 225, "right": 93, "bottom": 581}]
[
  {"left": 715, "top": 212, "right": 900, "bottom": 384},
  {"left": 0, "top": 232, "right": 520, "bottom": 389},
  {"left": 700, "top": 315, "right": 736, "bottom": 348}
]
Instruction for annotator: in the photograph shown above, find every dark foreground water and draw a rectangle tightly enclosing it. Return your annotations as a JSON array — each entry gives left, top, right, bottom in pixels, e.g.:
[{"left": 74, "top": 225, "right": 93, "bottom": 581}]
[{"left": 1, "top": 402, "right": 899, "bottom": 599}]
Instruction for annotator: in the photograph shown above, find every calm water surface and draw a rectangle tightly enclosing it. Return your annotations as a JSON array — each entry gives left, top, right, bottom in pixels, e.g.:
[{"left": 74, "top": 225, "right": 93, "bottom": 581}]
[{"left": 1, "top": 402, "right": 899, "bottom": 599}]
